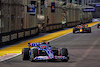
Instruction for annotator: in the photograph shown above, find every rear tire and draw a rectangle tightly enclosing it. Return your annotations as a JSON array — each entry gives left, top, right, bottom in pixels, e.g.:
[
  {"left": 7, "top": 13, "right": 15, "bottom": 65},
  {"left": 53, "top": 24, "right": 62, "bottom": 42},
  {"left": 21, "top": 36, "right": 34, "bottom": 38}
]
[
  {"left": 22, "top": 48, "right": 30, "bottom": 60},
  {"left": 60, "top": 48, "right": 69, "bottom": 62},
  {"left": 73, "top": 28, "right": 76, "bottom": 33},
  {"left": 73, "top": 30, "right": 75, "bottom": 33},
  {"left": 97, "top": 26, "right": 99, "bottom": 28}
]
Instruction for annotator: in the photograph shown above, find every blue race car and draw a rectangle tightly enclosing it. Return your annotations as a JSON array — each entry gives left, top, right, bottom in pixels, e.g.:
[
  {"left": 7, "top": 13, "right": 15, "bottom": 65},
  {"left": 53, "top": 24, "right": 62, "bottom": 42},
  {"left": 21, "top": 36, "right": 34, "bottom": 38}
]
[{"left": 22, "top": 42, "right": 70, "bottom": 62}]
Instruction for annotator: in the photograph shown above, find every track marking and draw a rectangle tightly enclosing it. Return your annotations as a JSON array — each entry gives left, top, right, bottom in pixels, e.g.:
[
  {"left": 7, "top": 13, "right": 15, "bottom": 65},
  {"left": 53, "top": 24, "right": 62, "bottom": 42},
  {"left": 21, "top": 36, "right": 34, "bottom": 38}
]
[
  {"left": 70, "top": 39, "right": 99, "bottom": 67},
  {"left": 0, "top": 53, "right": 21, "bottom": 62}
]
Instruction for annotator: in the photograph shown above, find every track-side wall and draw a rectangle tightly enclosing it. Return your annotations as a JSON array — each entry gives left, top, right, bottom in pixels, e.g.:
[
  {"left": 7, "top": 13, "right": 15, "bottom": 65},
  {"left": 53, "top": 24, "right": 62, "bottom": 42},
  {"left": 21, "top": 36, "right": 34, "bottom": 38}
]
[
  {"left": 64, "top": 3, "right": 92, "bottom": 27},
  {"left": 0, "top": 0, "right": 39, "bottom": 45}
]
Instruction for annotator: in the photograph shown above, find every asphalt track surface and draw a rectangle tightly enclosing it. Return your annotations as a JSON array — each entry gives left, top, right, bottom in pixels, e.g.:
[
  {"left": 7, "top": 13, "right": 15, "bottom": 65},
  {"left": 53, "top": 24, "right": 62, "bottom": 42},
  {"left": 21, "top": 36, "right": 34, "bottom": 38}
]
[{"left": 0, "top": 25, "right": 100, "bottom": 67}]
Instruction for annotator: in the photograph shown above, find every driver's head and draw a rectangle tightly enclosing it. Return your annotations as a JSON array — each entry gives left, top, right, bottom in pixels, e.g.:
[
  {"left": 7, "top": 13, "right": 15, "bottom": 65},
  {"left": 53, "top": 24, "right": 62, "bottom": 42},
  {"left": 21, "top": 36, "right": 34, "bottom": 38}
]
[{"left": 42, "top": 46, "right": 46, "bottom": 49}]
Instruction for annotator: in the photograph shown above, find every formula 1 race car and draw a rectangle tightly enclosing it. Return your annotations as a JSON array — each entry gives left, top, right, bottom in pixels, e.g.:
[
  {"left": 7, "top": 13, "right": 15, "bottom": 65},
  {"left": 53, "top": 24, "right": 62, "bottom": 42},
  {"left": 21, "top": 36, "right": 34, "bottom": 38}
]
[
  {"left": 97, "top": 23, "right": 100, "bottom": 28},
  {"left": 22, "top": 42, "right": 70, "bottom": 62},
  {"left": 73, "top": 24, "right": 91, "bottom": 33}
]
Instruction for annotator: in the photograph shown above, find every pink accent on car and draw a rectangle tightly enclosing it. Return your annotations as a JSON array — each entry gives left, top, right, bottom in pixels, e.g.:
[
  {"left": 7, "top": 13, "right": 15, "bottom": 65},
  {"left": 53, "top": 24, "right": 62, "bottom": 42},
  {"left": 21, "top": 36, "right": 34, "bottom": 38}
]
[
  {"left": 46, "top": 42, "right": 48, "bottom": 44},
  {"left": 38, "top": 49, "right": 39, "bottom": 55},
  {"left": 30, "top": 43, "right": 32, "bottom": 46},
  {"left": 46, "top": 56, "right": 50, "bottom": 59}
]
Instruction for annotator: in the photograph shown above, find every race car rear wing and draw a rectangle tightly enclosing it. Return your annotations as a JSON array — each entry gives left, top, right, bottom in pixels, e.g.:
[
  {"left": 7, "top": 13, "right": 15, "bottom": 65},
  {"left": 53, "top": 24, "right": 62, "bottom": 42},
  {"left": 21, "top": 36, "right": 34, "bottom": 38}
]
[
  {"left": 28, "top": 42, "right": 50, "bottom": 48},
  {"left": 28, "top": 43, "right": 42, "bottom": 47}
]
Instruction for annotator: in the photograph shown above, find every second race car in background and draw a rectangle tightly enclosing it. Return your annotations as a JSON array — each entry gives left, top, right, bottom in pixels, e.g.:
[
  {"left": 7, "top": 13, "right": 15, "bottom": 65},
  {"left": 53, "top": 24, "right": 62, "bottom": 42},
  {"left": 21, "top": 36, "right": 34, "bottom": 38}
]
[
  {"left": 22, "top": 42, "right": 70, "bottom": 62},
  {"left": 73, "top": 24, "right": 91, "bottom": 33},
  {"left": 97, "top": 23, "right": 100, "bottom": 28}
]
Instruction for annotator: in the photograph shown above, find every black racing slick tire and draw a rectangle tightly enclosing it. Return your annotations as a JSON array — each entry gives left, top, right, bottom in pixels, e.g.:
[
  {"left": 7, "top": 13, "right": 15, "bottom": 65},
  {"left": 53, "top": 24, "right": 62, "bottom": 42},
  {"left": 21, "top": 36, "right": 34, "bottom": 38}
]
[
  {"left": 73, "top": 29, "right": 75, "bottom": 33},
  {"left": 73, "top": 28, "right": 76, "bottom": 33},
  {"left": 30, "top": 49, "right": 38, "bottom": 62},
  {"left": 73, "top": 30, "right": 75, "bottom": 33},
  {"left": 97, "top": 25, "right": 99, "bottom": 28},
  {"left": 61, "top": 48, "right": 69, "bottom": 62},
  {"left": 61, "top": 48, "right": 68, "bottom": 56},
  {"left": 22, "top": 48, "right": 30, "bottom": 60},
  {"left": 88, "top": 27, "right": 91, "bottom": 33},
  {"left": 97, "top": 24, "right": 100, "bottom": 28}
]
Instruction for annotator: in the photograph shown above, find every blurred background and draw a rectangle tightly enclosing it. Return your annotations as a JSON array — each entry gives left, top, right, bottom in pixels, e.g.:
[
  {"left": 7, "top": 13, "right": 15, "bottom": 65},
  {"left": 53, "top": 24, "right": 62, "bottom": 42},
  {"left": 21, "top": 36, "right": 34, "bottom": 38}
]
[{"left": 0, "top": 0, "right": 99, "bottom": 44}]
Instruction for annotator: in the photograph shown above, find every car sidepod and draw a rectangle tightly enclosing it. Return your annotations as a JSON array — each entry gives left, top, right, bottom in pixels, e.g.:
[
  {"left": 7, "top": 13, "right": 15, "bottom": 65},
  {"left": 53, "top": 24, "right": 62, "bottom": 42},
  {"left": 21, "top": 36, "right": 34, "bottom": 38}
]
[{"left": 46, "top": 49, "right": 54, "bottom": 59}]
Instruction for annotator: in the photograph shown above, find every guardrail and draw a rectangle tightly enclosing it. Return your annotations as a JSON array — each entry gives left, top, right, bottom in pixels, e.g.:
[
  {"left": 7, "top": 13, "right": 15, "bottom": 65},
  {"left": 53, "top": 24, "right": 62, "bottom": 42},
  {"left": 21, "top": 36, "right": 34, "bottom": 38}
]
[
  {"left": 66, "top": 21, "right": 80, "bottom": 27},
  {"left": 65, "top": 20, "right": 92, "bottom": 28},
  {"left": 0, "top": 26, "right": 39, "bottom": 45},
  {"left": 46, "top": 23, "right": 63, "bottom": 32}
]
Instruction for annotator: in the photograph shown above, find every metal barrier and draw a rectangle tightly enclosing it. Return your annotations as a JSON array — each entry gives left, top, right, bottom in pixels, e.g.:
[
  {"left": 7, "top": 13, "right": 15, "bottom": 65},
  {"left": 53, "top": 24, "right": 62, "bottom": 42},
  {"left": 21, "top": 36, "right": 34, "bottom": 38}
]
[
  {"left": 46, "top": 23, "right": 63, "bottom": 32},
  {"left": 0, "top": 26, "right": 39, "bottom": 45}
]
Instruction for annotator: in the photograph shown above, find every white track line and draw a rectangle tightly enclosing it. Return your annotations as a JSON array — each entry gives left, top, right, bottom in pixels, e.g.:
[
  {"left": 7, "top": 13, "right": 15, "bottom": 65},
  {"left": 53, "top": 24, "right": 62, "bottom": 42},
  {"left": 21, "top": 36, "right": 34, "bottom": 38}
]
[
  {"left": 0, "top": 53, "right": 21, "bottom": 62},
  {"left": 0, "top": 23, "right": 98, "bottom": 62}
]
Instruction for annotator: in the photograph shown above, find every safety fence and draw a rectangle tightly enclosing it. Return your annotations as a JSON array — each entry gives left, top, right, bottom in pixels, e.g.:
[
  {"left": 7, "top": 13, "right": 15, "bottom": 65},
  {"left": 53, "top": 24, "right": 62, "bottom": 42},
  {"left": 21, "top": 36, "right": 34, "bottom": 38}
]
[
  {"left": 46, "top": 23, "right": 63, "bottom": 32},
  {"left": 0, "top": 26, "right": 39, "bottom": 45}
]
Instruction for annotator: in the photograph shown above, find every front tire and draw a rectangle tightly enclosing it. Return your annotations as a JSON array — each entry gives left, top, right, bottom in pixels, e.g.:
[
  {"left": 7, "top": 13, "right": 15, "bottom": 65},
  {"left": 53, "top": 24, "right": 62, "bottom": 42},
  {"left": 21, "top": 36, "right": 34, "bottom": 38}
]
[
  {"left": 22, "top": 48, "right": 30, "bottom": 60},
  {"left": 30, "top": 49, "right": 38, "bottom": 62}
]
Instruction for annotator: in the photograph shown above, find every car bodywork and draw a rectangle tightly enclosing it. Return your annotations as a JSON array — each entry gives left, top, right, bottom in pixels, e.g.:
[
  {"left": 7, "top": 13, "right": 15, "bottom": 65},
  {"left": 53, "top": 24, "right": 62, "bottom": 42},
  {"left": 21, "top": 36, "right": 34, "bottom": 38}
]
[
  {"left": 73, "top": 24, "right": 91, "bottom": 33},
  {"left": 97, "top": 23, "right": 100, "bottom": 28},
  {"left": 22, "top": 42, "right": 70, "bottom": 62}
]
